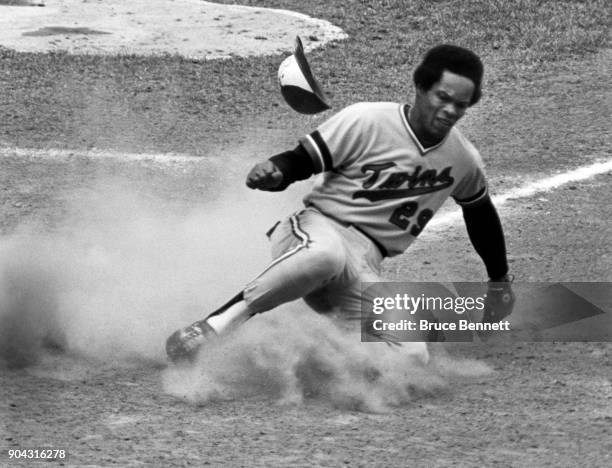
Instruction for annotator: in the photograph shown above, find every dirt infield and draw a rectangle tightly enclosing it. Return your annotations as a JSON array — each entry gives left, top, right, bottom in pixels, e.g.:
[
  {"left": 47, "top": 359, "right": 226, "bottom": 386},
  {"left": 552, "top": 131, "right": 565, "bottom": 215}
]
[
  {"left": 1, "top": 0, "right": 611, "bottom": 467},
  {"left": 0, "top": 0, "right": 346, "bottom": 59}
]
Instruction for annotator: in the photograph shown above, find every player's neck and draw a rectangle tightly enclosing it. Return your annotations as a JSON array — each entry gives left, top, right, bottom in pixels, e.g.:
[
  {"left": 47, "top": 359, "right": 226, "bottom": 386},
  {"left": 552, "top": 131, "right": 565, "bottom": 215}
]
[{"left": 406, "top": 106, "right": 444, "bottom": 148}]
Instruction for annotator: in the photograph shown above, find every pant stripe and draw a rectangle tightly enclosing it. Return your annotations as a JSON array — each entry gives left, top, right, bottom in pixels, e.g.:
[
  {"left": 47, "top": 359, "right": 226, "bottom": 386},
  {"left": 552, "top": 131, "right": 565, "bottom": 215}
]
[{"left": 253, "top": 213, "right": 310, "bottom": 280}]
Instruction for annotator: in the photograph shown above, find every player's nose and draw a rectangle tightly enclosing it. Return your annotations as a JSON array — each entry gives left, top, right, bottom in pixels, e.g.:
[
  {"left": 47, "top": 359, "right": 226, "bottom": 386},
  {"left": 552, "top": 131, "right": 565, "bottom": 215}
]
[{"left": 441, "top": 102, "right": 459, "bottom": 119}]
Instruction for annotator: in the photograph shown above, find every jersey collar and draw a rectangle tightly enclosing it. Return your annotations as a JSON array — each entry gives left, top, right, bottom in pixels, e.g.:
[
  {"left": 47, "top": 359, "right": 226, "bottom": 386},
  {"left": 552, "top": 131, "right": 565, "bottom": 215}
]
[{"left": 400, "top": 104, "right": 448, "bottom": 155}]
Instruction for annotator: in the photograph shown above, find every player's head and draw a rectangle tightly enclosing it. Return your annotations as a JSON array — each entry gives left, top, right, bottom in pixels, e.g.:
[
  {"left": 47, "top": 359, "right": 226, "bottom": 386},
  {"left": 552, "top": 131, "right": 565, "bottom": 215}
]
[
  {"left": 413, "top": 44, "right": 483, "bottom": 106},
  {"left": 410, "top": 45, "right": 484, "bottom": 142}
]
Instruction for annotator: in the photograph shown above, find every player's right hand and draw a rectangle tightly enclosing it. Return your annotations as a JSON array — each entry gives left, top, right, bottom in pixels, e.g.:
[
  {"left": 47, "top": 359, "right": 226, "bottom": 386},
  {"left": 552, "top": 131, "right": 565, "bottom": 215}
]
[{"left": 246, "top": 160, "right": 284, "bottom": 190}]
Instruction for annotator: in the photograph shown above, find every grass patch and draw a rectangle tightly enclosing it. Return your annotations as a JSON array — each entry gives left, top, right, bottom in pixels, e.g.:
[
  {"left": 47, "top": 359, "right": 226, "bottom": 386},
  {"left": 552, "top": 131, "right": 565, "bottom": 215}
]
[
  {"left": 216, "top": 0, "right": 610, "bottom": 65},
  {"left": 425, "top": 0, "right": 610, "bottom": 63},
  {"left": 0, "top": 0, "right": 609, "bottom": 152}
]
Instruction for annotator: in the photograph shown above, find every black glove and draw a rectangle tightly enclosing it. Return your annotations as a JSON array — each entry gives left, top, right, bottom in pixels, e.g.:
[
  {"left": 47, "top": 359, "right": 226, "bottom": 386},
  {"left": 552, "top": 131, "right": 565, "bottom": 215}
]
[{"left": 483, "top": 274, "right": 515, "bottom": 322}]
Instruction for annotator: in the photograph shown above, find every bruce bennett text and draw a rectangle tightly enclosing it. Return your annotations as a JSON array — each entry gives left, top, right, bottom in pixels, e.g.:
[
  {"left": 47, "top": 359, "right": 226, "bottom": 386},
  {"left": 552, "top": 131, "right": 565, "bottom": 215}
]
[{"left": 371, "top": 319, "right": 511, "bottom": 332}]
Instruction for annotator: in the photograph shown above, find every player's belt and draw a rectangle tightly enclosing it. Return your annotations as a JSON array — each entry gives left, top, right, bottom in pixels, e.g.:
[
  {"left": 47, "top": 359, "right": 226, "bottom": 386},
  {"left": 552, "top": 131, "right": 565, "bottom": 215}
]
[{"left": 305, "top": 203, "right": 388, "bottom": 258}]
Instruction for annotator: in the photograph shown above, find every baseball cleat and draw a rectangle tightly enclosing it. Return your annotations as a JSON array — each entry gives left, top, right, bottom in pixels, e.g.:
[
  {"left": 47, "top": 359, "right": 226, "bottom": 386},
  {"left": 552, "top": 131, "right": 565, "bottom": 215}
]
[{"left": 165, "top": 320, "right": 217, "bottom": 363}]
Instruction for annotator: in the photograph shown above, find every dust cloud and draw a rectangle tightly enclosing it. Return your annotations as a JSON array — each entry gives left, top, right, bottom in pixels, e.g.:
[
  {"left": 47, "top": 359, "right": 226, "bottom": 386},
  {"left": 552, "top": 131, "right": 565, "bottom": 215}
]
[
  {"left": 0, "top": 165, "right": 295, "bottom": 368},
  {"left": 162, "top": 303, "right": 491, "bottom": 412},
  {"left": 0, "top": 161, "right": 490, "bottom": 410}
]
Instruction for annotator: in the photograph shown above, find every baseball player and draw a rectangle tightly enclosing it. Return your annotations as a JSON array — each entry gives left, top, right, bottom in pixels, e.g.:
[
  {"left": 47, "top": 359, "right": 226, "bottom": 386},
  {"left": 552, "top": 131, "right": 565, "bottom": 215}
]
[{"left": 166, "top": 44, "right": 513, "bottom": 363}]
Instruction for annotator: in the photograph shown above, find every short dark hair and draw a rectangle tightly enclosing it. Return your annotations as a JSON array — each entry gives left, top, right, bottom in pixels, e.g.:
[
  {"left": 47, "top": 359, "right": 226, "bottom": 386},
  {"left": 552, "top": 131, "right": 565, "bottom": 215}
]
[{"left": 413, "top": 44, "right": 484, "bottom": 106}]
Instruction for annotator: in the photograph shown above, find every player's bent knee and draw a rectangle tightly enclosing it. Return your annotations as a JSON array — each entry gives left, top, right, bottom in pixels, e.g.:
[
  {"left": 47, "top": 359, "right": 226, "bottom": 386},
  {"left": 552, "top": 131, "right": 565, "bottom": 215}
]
[
  {"left": 305, "top": 239, "right": 346, "bottom": 280},
  {"left": 242, "top": 237, "right": 347, "bottom": 313}
]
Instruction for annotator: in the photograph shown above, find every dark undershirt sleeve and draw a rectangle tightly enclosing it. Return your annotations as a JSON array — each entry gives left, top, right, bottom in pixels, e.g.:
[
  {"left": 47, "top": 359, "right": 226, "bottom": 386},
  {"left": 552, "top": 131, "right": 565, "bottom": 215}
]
[
  {"left": 267, "top": 144, "right": 317, "bottom": 190},
  {"left": 461, "top": 194, "right": 509, "bottom": 280}
]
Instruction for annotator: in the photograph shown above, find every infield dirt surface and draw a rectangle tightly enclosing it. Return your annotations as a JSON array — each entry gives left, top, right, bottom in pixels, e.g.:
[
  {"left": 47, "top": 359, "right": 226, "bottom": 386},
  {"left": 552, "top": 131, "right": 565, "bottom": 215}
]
[{"left": 1, "top": 1, "right": 611, "bottom": 467}]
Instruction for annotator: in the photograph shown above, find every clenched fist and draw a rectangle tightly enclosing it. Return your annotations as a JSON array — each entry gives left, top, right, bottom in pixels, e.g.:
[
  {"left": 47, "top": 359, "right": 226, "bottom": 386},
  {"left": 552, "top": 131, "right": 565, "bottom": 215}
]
[{"left": 246, "top": 160, "right": 285, "bottom": 191}]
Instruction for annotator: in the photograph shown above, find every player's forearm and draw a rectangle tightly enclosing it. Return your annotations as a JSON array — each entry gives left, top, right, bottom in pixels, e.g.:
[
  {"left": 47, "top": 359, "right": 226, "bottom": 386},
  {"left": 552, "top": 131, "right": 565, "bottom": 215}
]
[
  {"left": 246, "top": 144, "right": 317, "bottom": 191},
  {"left": 461, "top": 195, "right": 509, "bottom": 280},
  {"left": 268, "top": 144, "right": 316, "bottom": 189}
]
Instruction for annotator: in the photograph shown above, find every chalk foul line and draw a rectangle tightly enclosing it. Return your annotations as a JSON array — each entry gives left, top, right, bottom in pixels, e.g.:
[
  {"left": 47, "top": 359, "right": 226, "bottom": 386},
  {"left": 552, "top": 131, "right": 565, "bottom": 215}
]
[
  {"left": 2, "top": 147, "right": 611, "bottom": 227},
  {"left": 428, "top": 158, "right": 612, "bottom": 229}
]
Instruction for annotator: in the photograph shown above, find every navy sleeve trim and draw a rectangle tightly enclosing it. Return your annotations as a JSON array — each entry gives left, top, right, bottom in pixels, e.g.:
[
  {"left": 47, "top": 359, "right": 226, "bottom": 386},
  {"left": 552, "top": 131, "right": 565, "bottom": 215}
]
[
  {"left": 309, "top": 130, "right": 333, "bottom": 171},
  {"left": 299, "top": 131, "right": 334, "bottom": 172},
  {"left": 454, "top": 186, "right": 488, "bottom": 206}
]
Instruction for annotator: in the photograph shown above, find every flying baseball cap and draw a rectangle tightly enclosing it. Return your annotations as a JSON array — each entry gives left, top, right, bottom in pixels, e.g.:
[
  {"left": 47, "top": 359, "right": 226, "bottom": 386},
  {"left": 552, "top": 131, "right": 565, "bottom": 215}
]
[{"left": 278, "top": 36, "right": 331, "bottom": 114}]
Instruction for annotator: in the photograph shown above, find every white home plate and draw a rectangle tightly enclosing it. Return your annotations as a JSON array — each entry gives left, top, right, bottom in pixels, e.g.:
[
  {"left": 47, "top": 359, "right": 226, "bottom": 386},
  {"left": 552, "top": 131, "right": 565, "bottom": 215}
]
[{"left": 0, "top": 0, "right": 347, "bottom": 59}]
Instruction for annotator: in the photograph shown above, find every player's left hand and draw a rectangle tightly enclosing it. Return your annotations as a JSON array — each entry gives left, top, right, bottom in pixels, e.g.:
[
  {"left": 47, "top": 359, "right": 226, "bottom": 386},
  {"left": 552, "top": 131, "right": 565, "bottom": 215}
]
[{"left": 483, "top": 274, "right": 515, "bottom": 322}]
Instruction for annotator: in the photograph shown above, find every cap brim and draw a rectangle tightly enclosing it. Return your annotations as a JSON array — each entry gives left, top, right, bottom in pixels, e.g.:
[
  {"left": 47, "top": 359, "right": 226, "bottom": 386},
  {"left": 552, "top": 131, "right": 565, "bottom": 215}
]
[
  {"left": 278, "top": 36, "right": 330, "bottom": 114},
  {"left": 292, "top": 36, "right": 330, "bottom": 110}
]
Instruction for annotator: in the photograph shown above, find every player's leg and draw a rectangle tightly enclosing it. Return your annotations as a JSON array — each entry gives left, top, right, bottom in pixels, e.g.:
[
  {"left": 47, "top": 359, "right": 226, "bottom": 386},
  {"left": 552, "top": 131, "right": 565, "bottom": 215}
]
[
  {"left": 304, "top": 226, "right": 430, "bottom": 364},
  {"left": 308, "top": 284, "right": 431, "bottom": 366},
  {"left": 166, "top": 208, "right": 350, "bottom": 362}
]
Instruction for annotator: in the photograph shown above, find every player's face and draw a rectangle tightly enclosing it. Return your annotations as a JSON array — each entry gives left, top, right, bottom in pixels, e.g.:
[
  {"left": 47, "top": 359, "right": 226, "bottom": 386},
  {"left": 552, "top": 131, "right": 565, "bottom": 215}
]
[{"left": 413, "top": 70, "right": 475, "bottom": 143}]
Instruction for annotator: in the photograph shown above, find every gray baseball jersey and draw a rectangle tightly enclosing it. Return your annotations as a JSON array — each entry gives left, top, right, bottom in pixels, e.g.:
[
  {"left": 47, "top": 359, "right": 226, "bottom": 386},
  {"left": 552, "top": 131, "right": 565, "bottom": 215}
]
[{"left": 299, "top": 102, "right": 487, "bottom": 257}]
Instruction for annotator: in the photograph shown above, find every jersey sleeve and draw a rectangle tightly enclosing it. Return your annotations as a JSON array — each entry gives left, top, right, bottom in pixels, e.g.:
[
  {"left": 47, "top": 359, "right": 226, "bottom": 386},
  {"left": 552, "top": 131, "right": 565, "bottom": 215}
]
[
  {"left": 452, "top": 146, "right": 488, "bottom": 206},
  {"left": 298, "top": 103, "right": 371, "bottom": 174}
]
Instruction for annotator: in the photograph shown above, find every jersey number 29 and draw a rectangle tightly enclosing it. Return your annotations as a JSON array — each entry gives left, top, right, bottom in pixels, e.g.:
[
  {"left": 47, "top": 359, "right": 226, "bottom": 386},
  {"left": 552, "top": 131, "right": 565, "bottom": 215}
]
[{"left": 389, "top": 201, "right": 433, "bottom": 236}]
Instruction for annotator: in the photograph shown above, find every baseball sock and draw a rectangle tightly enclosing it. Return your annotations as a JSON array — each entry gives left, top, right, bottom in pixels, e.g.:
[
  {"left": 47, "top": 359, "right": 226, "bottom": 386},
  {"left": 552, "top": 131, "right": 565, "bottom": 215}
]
[
  {"left": 206, "top": 301, "right": 253, "bottom": 334},
  {"left": 205, "top": 292, "right": 255, "bottom": 335}
]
